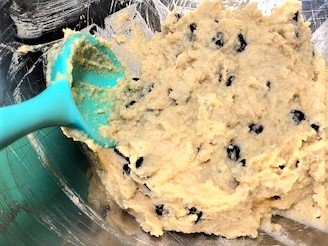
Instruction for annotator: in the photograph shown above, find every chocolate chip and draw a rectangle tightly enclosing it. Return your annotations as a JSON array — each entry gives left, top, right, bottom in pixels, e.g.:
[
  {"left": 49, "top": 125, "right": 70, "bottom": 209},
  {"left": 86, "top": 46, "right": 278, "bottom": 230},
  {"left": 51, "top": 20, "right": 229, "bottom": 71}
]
[
  {"left": 296, "top": 160, "right": 300, "bottom": 168},
  {"left": 311, "top": 123, "right": 320, "bottom": 133},
  {"left": 132, "top": 77, "right": 140, "bottom": 81},
  {"left": 196, "top": 144, "right": 202, "bottom": 153},
  {"left": 218, "top": 73, "right": 223, "bottom": 83},
  {"left": 225, "top": 75, "right": 235, "bottom": 86},
  {"left": 136, "top": 157, "right": 144, "bottom": 168},
  {"left": 189, "top": 23, "right": 197, "bottom": 33},
  {"left": 293, "top": 12, "right": 300, "bottom": 38},
  {"left": 266, "top": 81, "right": 271, "bottom": 89},
  {"left": 271, "top": 195, "right": 281, "bottom": 200},
  {"left": 126, "top": 100, "right": 136, "bottom": 108},
  {"left": 290, "top": 110, "right": 306, "bottom": 125},
  {"left": 236, "top": 34, "right": 247, "bottom": 52},
  {"left": 239, "top": 159, "right": 246, "bottom": 167},
  {"left": 155, "top": 204, "right": 165, "bottom": 216},
  {"left": 212, "top": 32, "right": 224, "bottom": 48},
  {"left": 123, "top": 164, "right": 131, "bottom": 175},
  {"left": 195, "top": 211, "right": 202, "bottom": 223},
  {"left": 188, "top": 207, "right": 203, "bottom": 224},
  {"left": 89, "top": 26, "right": 97, "bottom": 35},
  {"left": 279, "top": 164, "right": 285, "bottom": 170},
  {"left": 217, "top": 65, "right": 223, "bottom": 83},
  {"left": 188, "top": 23, "right": 197, "bottom": 41},
  {"left": 114, "top": 148, "right": 130, "bottom": 163},
  {"left": 295, "top": 31, "right": 299, "bottom": 38},
  {"left": 227, "top": 143, "right": 240, "bottom": 161},
  {"left": 249, "top": 124, "right": 264, "bottom": 134},
  {"left": 175, "top": 13, "right": 181, "bottom": 20},
  {"left": 188, "top": 207, "right": 197, "bottom": 214},
  {"left": 146, "top": 83, "right": 154, "bottom": 93}
]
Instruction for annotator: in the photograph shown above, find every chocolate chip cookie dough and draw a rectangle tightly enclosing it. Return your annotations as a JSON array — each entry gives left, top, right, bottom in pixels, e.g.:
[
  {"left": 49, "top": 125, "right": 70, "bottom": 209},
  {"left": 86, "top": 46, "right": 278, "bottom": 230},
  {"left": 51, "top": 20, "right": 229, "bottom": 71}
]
[{"left": 88, "top": 0, "right": 327, "bottom": 239}]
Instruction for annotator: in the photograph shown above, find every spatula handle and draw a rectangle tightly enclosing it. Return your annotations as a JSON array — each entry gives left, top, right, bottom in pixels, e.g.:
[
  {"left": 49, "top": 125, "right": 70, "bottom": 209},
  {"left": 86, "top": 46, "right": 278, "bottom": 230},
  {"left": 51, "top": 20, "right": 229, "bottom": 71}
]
[{"left": 0, "top": 81, "right": 76, "bottom": 150}]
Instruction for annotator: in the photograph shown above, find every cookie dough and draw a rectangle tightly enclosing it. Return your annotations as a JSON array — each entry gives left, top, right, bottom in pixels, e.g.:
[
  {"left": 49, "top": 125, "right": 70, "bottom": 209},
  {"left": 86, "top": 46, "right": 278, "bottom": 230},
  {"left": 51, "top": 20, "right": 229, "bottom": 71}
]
[{"left": 77, "top": 0, "right": 328, "bottom": 239}]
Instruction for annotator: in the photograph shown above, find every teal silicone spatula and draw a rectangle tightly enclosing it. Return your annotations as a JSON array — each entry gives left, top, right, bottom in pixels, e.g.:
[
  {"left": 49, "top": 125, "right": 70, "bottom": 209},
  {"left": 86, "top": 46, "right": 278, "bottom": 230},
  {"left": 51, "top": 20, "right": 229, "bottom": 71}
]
[{"left": 0, "top": 33, "right": 124, "bottom": 150}]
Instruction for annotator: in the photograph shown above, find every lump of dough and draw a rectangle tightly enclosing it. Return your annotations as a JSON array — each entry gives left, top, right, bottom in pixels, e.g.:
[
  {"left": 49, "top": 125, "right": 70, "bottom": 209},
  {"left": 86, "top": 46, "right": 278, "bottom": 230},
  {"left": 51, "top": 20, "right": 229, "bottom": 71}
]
[{"left": 91, "top": 0, "right": 328, "bottom": 239}]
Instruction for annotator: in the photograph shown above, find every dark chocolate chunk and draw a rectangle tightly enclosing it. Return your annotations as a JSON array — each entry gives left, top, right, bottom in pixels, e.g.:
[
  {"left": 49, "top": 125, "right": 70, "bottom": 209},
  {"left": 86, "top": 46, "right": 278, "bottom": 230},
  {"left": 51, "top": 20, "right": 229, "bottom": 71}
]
[
  {"left": 136, "top": 157, "right": 144, "bottom": 168},
  {"left": 279, "top": 164, "right": 285, "bottom": 170},
  {"left": 212, "top": 32, "right": 224, "bottom": 48},
  {"left": 218, "top": 73, "right": 223, "bottom": 83},
  {"left": 195, "top": 211, "right": 203, "bottom": 223},
  {"left": 293, "top": 12, "right": 300, "bottom": 37},
  {"left": 266, "top": 81, "right": 271, "bottom": 89},
  {"left": 225, "top": 75, "right": 235, "bottom": 87},
  {"left": 236, "top": 34, "right": 247, "bottom": 52},
  {"left": 295, "top": 31, "right": 299, "bottom": 38},
  {"left": 123, "top": 164, "right": 131, "bottom": 175},
  {"left": 132, "top": 77, "right": 140, "bottom": 81},
  {"left": 146, "top": 83, "right": 154, "bottom": 93},
  {"left": 290, "top": 110, "right": 306, "bottom": 125},
  {"left": 89, "top": 26, "right": 97, "bottom": 35},
  {"left": 114, "top": 148, "right": 130, "bottom": 162},
  {"left": 175, "top": 13, "right": 181, "bottom": 20},
  {"left": 239, "top": 159, "right": 246, "bottom": 167},
  {"left": 189, "top": 23, "right": 197, "bottom": 33},
  {"left": 271, "top": 195, "right": 281, "bottom": 200},
  {"left": 188, "top": 207, "right": 203, "bottom": 224},
  {"left": 296, "top": 160, "right": 300, "bottom": 168},
  {"left": 311, "top": 123, "right": 320, "bottom": 133},
  {"left": 126, "top": 100, "right": 136, "bottom": 108},
  {"left": 249, "top": 124, "right": 264, "bottom": 134},
  {"left": 188, "top": 207, "right": 197, "bottom": 214},
  {"left": 293, "top": 12, "right": 299, "bottom": 22},
  {"left": 227, "top": 143, "right": 241, "bottom": 161},
  {"left": 155, "top": 204, "right": 165, "bottom": 216},
  {"left": 217, "top": 65, "right": 223, "bottom": 83}
]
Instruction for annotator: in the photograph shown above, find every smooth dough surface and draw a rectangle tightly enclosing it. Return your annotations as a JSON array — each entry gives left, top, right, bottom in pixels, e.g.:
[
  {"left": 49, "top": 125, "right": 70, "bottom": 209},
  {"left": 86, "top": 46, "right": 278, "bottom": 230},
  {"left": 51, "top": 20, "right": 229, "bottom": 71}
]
[{"left": 88, "top": 0, "right": 328, "bottom": 239}]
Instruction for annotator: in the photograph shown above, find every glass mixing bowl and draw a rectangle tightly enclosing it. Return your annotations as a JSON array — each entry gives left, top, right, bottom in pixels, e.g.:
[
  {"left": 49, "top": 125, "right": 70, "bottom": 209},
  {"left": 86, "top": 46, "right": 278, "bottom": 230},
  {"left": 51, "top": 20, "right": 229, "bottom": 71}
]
[{"left": 0, "top": 0, "right": 327, "bottom": 245}]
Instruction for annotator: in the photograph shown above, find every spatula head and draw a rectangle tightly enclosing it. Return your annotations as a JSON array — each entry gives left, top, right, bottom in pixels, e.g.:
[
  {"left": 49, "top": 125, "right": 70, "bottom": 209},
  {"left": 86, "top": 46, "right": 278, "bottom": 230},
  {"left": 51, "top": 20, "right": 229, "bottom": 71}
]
[{"left": 50, "top": 32, "right": 124, "bottom": 147}]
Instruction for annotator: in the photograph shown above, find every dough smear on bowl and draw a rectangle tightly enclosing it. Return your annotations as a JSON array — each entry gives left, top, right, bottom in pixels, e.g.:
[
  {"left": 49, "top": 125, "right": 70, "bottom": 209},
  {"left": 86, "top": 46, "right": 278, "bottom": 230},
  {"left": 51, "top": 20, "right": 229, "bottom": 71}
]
[{"left": 71, "top": 0, "right": 328, "bottom": 239}]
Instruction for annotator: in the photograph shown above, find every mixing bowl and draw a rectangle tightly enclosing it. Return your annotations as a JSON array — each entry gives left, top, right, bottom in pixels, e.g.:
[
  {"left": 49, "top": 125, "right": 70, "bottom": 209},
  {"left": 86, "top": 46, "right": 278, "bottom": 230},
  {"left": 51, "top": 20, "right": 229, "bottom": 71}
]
[{"left": 0, "top": 0, "right": 327, "bottom": 245}]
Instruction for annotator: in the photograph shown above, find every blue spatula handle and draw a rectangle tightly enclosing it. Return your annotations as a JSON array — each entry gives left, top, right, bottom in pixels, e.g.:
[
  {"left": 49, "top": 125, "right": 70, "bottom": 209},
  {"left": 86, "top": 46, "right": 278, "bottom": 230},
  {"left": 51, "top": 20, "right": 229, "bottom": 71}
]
[{"left": 0, "top": 81, "right": 82, "bottom": 150}]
